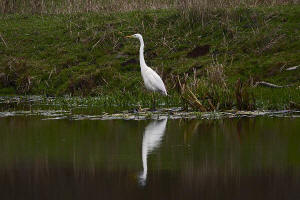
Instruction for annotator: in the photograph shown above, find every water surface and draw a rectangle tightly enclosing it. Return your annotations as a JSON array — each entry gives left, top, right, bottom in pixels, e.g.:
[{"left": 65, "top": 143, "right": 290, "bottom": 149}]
[{"left": 1, "top": 116, "right": 300, "bottom": 200}]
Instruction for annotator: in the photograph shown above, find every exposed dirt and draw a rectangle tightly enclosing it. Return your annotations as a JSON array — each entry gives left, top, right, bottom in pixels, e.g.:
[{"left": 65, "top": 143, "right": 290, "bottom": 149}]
[
  {"left": 264, "top": 62, "right": 284, "bottom": 78},
  {"left": 187, "top": 45, "right": 210, "bottom": 58},
  {"left": 121, "top": 58, "right": 138, "bottom": 66}
]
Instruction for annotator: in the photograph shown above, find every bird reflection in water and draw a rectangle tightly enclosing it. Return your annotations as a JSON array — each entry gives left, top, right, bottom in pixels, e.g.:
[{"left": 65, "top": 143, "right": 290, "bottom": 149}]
[{"left": 139, "top": 118, "right": 168, "bottom": 186}]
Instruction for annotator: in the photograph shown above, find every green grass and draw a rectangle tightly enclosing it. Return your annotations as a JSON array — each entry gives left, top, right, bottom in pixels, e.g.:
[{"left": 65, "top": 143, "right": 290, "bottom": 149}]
[
  {"left": 253, "top": 87, "right": 300, "bottom": 110},
  {"left": 0, "top": 5, "right": 299, "bottom": 111}
]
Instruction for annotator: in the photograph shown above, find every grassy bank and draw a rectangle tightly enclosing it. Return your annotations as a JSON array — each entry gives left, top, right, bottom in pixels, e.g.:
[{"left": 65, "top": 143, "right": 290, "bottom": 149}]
[{"left": 0, "top": 5, "right": 299, "bottom": 110}]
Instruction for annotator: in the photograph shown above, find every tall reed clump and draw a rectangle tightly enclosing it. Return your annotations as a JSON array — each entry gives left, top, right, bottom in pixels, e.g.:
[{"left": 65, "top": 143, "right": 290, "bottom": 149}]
[
  {"left": 176, "top": 63, "right": 233, "bottom": 111},
  {"left": 235, "top": 78, "right": 256, "bottom": 110},
  {"left": 175, "top": 63, "right": 257, "bottom": 111}
]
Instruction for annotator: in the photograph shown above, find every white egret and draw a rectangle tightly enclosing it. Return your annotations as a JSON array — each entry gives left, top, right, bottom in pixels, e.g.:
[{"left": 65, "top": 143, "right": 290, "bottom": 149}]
[{"left": 126, "top": 34, "right": 167, "bottom": 109}]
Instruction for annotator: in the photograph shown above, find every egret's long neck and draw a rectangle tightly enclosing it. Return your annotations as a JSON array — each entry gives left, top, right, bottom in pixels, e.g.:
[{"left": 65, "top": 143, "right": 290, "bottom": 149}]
[{"left": 139, "top": 37, "right": 146, "bottom": 67}]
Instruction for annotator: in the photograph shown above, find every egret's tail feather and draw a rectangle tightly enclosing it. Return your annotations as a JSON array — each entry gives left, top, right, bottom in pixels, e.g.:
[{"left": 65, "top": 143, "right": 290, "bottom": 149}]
[{"left": 160, "top": 90, "right": 168, "bottom": 96}]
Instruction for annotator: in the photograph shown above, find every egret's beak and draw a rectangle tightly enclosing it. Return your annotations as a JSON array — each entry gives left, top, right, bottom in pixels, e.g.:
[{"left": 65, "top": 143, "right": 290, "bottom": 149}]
[{"left": 125, "top": 35, "right": 133, "bottom": 38}]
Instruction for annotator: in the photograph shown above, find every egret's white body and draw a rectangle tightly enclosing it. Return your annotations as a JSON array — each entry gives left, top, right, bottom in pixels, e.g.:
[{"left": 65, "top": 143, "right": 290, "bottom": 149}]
[{"left": 127, "top": 34, "right": 167, "bottom": 96}]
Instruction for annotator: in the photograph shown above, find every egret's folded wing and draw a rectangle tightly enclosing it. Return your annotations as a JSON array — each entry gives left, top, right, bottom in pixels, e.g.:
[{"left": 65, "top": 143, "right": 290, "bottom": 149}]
[{"left": 145, "top": 67, "right": 167, "bottom": 94}]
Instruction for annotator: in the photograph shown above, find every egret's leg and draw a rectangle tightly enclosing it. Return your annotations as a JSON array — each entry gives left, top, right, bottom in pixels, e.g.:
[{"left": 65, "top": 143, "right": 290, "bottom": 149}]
[
  {"left": 165, "top": 93, "right": 169, "bottom": 107},
  {"left": 150, "top": 93, "right": 154, "bottom": 109},
  {"left": 151, "top": 92, "right": 156, "bottom": 111},
  {"left": 154, "top": 92, "right": 156, "bottom": 110}
]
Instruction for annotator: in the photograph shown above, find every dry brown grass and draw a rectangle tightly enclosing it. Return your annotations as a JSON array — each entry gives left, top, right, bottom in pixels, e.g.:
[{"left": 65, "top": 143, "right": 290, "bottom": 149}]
[
  {"left": 0, "top": 0, "right": 174, "bottom": 14},
  {"left": 0, "top": 0, "right": 298, "bottom": 14},
  {"left": 206, "top": 63, "right": 227, "bottom": 89},
  {"left": 174, "top": 63, "right": 235, "bottom": 111},
  {"left": 177, "top": 0, "right": 299, "bottom": 24},
  {"left": 173, "top": 63, "right": 258, "bottom": 111},
  {"left": 173, "top": 62, "right": 259, "bottom": 111}
]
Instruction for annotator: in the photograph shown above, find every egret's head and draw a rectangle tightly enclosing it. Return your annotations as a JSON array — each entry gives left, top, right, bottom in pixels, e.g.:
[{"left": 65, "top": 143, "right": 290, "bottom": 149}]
[{"left": 126, "top": 33, "right": 142, "bottom": 39}]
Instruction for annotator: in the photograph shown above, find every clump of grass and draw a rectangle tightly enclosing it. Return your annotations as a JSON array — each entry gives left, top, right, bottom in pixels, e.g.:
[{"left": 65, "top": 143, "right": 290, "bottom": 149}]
[
  {"left": 176, "top": 63, "right": 234, "bottom": 111},
  {"left": 1, "top": 57, "right": 33, "bottom": 94},
  {"left": 235, "top": 78, "right": 256, "bottom": 110},
  {"left": 203, "top": 63, "right": 233, "bottom": 110},
  {"left": 176, "top": 62, "right": 259, "bottom": 111}
]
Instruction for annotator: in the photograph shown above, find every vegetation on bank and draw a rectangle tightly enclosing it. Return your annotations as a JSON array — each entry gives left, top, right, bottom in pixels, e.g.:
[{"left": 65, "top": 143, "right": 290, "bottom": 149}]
[
  {"left": 0, "top": 5, "right": 299, "bottom": 111},
  {"left": 2, "top": 0, "right": 296, "bottom": 14}
]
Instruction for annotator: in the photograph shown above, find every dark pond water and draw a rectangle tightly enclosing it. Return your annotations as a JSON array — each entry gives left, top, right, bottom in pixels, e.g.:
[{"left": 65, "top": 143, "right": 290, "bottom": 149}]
[{"left": 1, "top": 116, "right": 300, "bottom": 200}]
